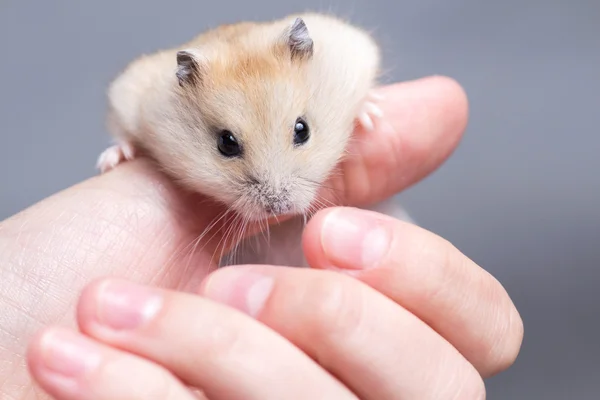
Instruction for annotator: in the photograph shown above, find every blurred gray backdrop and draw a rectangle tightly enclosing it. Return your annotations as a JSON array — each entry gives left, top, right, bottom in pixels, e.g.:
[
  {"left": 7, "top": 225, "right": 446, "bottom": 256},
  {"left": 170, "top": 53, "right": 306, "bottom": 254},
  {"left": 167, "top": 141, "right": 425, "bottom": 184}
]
[{"left": 1, "top": 0, "right": 599, "bottom": 398}]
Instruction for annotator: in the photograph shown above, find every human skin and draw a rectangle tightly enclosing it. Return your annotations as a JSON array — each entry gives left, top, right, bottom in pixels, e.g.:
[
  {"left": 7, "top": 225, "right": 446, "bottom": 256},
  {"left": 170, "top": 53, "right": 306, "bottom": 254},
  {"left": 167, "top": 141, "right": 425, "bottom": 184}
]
[{"left": 0, "top": 76, "right": 523, "bottom": 399}]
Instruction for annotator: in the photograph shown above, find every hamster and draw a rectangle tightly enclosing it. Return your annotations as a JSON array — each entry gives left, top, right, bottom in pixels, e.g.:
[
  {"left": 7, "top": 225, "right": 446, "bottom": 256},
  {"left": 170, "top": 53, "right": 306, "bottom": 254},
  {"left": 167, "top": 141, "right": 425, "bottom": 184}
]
[{"left": 97, "top": 13, "right": 410, "bottom": 267}]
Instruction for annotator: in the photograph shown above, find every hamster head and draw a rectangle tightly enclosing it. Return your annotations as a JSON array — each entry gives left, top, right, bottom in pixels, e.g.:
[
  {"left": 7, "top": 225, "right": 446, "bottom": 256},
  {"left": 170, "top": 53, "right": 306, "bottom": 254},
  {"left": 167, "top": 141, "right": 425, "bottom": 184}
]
[{"left": 159, "top": 18, "right": 353, "bottom": 221}]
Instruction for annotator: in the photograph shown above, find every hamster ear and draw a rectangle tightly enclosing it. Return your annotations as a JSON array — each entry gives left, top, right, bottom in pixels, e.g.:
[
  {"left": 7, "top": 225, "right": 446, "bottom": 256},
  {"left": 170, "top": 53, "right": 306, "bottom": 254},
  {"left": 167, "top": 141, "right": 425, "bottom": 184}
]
[
  {"left": 176, "top": 49, "right": 204, "bottom": 86},
  {"left": 284, "top": 18, "right": 314, "bottom": 61}
]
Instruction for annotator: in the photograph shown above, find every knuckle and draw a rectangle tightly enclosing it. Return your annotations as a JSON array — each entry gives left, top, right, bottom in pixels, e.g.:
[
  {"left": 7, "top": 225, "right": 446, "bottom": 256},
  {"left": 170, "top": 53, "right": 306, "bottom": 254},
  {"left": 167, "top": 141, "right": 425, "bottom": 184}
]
[
  {"left": 303, "top": 273, "right": 366, "bottom": 343},
  {"left": 139, "top": 370, "right": 178, "bottom": 400},
  {"left": 98, "top": 356, "right": 179, "bottom": 400},
  {"left": 204, "top": 321, "right": 246, "bottom": 360},
  {"left": 401, "top": 233, "right": 458, "bottom": 302}
]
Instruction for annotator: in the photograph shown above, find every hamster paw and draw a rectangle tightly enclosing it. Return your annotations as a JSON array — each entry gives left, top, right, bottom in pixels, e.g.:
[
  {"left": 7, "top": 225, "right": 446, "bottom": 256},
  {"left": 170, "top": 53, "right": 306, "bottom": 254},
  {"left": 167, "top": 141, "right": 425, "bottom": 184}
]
[
  {"left": 96, "top": 142, "right": 136, "bottom": 173},
  {"left": 356, "top": 91, "right": 384, "bottom": 132}
]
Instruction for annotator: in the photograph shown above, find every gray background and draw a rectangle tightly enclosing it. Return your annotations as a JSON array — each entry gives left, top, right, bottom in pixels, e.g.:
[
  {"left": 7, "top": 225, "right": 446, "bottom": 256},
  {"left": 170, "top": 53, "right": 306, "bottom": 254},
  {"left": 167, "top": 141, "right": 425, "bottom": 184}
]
[{"left": 1, "top": 0, "right": 599, "bottom": 398}]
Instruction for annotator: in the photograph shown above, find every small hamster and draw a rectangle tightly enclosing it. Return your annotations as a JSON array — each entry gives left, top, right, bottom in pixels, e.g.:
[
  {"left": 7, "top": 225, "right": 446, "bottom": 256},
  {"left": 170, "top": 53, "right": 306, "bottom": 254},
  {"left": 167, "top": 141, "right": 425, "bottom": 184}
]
[{"left": 97, "top": 13, "right": 411, "bottom": 266}]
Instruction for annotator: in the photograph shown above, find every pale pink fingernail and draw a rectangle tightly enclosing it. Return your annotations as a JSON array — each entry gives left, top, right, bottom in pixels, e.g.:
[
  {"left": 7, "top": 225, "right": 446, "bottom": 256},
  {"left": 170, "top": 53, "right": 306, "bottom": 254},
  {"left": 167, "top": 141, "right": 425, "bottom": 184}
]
[
  {"left": 320, "top": 208, "right": 391, "bottom": 270},
  {"left": 95, "top": 280, "right": 163, "bottom": 330},
  {"left": 41, "top": 329, "right": 101, "bottom": 378},
  {"left": 202, "top": 269, "right": 274, "bottom": 317}
]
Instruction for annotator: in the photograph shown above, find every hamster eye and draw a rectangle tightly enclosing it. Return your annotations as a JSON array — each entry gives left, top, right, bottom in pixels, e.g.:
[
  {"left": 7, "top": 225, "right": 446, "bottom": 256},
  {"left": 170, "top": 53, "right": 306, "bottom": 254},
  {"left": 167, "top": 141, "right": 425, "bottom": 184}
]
[
  {"left": 218, "top": 131, "right": 242, "bottom": 157},
  {"left": 293, "top": 118, "right": 310, "bottom": 146}
]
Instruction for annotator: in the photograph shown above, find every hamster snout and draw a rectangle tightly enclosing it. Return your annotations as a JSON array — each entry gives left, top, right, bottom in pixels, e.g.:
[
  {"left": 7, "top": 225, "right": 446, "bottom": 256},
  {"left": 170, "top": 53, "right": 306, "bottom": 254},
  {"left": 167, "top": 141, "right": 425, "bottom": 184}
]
[
  {"left": 249, "top": 180, "right": 292, "bottom": 214},
  {"left": 243, "top": 174, "right": 315, "bottom": 218}
]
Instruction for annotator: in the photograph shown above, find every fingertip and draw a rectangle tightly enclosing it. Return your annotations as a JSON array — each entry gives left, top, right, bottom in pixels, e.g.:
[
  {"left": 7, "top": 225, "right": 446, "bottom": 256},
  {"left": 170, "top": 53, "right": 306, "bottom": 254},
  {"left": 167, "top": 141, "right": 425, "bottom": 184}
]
[
  {"left": 303, "top": 207, "right": 397, "bottom": 273},
  {"left": 26, "top": 327, "right": 89, "bottom": 400},
  {"left": 303, "top": 207, "right": 385, "bottom": 270},
  {"left": 26, "top": 327, "right": 50, "bottom": 375},
  {"left": 301, "top": 207, "right": 337, "bottom": 269},
  {"left": 76, "top": 278, "right": 110, "bottom": 334},
  {"left": 480, "top": 293, "right": 525, "bottom": 377},
  {"left": 340, "top": 75, "right": 470, "bottom": 206},
  {"left": 200, "top": 265, "right": 276, "bottom": 318},
  {"left": 382, "top": 75, "right": 468, "bottom": 142},
  {"left": 26, "top": 328, "right": 55, "bottom": 398},
  {"left": 384, "top": 75, "right": 468, "bottom": 114},
  {"left": 425, "top": 75, "right": 470, "bottom": 144},
  {"left": 392, "top": 75, "right": 469, "bottom": 183}
]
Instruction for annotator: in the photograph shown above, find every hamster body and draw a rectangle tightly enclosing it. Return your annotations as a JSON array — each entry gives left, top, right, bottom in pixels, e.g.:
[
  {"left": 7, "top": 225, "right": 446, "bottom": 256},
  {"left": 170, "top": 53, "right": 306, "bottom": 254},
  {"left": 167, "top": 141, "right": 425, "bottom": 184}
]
[{"left": 98, "top": 13, "right": 411, "bottom": 266}]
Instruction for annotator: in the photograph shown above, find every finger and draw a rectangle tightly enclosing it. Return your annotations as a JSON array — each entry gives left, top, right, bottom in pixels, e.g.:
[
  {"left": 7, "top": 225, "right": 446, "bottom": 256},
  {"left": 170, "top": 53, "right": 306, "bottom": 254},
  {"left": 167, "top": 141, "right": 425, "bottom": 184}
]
[
  {"left": 200, "top": 266, "right": 486, "bottom": 400},
  {"left": 76, "top": 279, "right": 357, "bottom": 400},
  {"left": 302, "top": 207, "right": 524, "bottom": 378},
  {"left": 27, "top": 327, "right": 199, "bottom": 400},
  {"left": 329, "top": 75, "right": 468, "bottom": 206}
]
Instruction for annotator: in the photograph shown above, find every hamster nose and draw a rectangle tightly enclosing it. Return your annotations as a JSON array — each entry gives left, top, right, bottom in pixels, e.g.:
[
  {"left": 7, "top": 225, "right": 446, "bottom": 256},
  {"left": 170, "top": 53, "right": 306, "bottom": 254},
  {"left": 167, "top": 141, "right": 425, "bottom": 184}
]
[
  {"left": 264, "top": 200, "right": 292, "bottom": 215},
  {"left": 248, "top": 175, "right": 293, "bottom": 215}
]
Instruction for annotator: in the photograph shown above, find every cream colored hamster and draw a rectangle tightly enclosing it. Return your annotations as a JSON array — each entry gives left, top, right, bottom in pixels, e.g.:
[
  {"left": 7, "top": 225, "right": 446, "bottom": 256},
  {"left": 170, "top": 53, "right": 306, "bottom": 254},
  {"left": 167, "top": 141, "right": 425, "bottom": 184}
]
[{"left": 97, "top": 13, "right": 384, "bottom": 223}]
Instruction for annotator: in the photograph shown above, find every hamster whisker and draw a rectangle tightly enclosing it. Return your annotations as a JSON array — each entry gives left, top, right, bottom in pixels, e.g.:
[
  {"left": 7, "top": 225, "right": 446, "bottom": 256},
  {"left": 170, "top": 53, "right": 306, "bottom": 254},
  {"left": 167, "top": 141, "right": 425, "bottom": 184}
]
[
  {"left": 185, "top": 208, "right": 237, "bottom": 273},
  {"left": 226, "top": 210, "right": 250, "bottom": 266},
  {"left": 211, "top": 212, "right": 239, "bottom": 267},
  {"left": 236, "top": 215, "right": 252, "bottom": 265}
]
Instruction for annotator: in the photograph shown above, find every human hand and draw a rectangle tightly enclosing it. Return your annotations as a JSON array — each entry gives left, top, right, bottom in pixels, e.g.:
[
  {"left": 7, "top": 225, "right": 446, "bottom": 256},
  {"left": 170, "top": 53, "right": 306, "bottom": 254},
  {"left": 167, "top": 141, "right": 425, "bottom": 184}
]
[
  {"left": 1, "top": 76, "right": 469, "bottom": 398},
  {"left": 27, "top": 206, "right": 523, "bottom": 399}
]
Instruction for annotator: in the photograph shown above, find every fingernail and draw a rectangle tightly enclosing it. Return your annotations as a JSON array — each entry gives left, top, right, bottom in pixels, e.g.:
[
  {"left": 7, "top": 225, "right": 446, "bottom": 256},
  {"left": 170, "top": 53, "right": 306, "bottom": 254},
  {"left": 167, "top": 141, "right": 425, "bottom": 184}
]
[
  {"left": 202, "top": 269, "right": 274, "bottom": 317},
  {"left": 95, "top": 280, "right": 163, "bottom": 330},
  {"left": 41, "top": 330, "right": 101, "bottom": 377},
  {"left": 321, "top": 208, "right": 391, "bottom": 269}
]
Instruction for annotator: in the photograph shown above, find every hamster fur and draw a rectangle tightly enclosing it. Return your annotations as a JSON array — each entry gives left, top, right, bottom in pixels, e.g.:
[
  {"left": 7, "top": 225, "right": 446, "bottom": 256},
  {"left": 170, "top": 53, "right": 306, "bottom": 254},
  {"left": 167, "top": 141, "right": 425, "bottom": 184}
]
[{"left": 98, "top": 13, "right": 412, "bottom": 267}]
